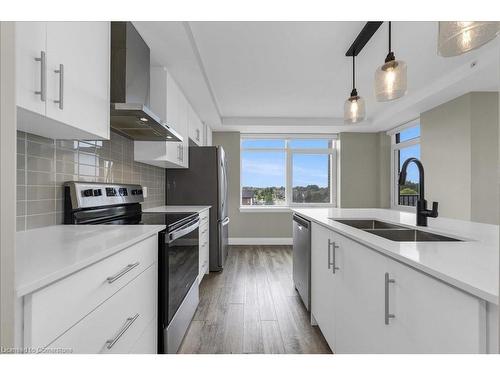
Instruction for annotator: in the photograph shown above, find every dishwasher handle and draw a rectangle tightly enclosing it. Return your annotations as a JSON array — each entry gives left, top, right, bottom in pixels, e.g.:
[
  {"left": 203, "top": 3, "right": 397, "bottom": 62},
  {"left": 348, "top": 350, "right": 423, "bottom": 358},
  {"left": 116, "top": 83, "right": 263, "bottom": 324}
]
[{"left": 293, "top": 214, "right": 310, "bottom": 229}]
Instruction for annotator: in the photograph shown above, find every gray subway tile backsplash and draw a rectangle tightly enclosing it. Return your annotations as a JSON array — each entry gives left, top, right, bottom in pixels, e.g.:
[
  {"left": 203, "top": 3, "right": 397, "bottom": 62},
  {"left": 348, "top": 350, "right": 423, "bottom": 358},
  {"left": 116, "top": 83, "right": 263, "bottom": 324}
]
[{"left": 16, "top": 130, "right": 166, "bottom": 231}]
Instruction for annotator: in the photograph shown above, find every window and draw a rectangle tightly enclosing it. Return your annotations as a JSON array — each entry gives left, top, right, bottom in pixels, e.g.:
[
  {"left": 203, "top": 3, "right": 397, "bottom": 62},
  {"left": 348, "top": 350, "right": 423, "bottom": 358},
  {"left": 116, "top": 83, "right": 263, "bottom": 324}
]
[
  {"left": 389, "top": 120, "right": 421, "bottom": 209},
  {"left": 240, "top": 137, "right": 336, "bottom": 208}
]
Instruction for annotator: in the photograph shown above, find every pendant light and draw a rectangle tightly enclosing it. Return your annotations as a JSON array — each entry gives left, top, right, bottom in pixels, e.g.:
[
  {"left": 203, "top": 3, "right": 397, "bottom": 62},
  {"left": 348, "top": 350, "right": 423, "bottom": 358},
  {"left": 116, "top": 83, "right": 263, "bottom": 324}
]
[
  {"left": 438, "top": 21, "right": 500, "bottom": 57},
  {"left": 344, "top": 53, "right": 365, "bottom": 124},
  {"left": 374, "top": 22, "right": 407, "bottom": 102}
]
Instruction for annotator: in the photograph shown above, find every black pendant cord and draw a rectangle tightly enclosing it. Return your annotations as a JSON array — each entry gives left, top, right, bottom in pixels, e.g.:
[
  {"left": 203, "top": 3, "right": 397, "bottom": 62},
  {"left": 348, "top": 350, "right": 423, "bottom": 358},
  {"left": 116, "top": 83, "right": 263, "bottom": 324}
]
[
  {"left": 352, "top": 54, "right": 355, "bottom": 90},
  {"left": 388, "top": 21, "right": 391, "bottom": 54},
  {"left": 385, "top": 21, "right": 395, "bottom": 63},
  {"left": 350, "top": 54, "right": 358, "bottom": 98}
]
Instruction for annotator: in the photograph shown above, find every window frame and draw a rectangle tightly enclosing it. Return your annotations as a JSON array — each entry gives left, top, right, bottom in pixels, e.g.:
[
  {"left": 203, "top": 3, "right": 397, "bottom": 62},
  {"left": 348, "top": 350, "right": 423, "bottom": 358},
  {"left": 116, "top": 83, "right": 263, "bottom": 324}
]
[
  {"left": 240, "top": 134, "right": 337, "bottom": 210},
  {"left": 388, "top": 119, "right": 421, "bottom": 212}
]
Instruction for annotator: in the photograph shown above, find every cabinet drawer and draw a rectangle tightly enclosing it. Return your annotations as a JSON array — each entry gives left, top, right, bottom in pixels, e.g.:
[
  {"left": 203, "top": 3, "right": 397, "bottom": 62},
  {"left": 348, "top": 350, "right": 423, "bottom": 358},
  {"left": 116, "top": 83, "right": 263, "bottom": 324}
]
[
  {"left": 129, "top": 316, "right": 157, "bottom": 354},
  {"left": 24, "top": 234, "right": 158, "bottom": 348},
  {"left": 45, "top": 263, "right": 157, "bottom": 354}
]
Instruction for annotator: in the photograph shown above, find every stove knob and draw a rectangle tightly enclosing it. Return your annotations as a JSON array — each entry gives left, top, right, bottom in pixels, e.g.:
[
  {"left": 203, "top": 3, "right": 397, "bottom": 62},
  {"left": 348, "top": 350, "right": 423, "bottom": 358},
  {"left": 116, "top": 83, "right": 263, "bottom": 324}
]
[
  {"left": 82, "top": 189, "right": 93, "bottom": 197},
  {"left": 93, "top": 189, "right": 102, "bottom": 196}
]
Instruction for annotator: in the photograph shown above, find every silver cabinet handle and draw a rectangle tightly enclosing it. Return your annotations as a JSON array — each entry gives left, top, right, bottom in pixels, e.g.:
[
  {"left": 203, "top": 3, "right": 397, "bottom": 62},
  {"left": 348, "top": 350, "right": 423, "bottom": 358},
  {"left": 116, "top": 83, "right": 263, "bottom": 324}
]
[
  {"left": 180, "top": 145, "right": 184, "bottom": 161},
  {"left": 106, "top": 262, "right": 140, "bottom": 284},
  {"left": 327, "top": 239, "right": 340, "bottom": 274},
  {"left": 105, "top": 313, "right": 139, "bottom": 349},
  {"left": 384, "top": 272, "right": 396, "bottom": 325},
  {"left": 34, "top": 51, "right": 46, "bottom": 101},
  {"left": 53, "top": 64, "right": 64, "bottom": 109}
]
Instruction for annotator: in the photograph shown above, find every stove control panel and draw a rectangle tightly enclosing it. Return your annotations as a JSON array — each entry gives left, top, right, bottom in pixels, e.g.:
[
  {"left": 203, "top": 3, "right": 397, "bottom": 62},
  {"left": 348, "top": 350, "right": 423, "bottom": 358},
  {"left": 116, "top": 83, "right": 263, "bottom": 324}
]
[{"left": 65, "top": 182, "right": 144, "bottom": 209}]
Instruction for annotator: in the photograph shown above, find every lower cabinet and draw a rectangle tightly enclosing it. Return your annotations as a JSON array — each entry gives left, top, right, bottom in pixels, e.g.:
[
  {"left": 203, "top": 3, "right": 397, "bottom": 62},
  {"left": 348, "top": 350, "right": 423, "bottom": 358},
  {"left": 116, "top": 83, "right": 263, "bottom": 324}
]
[
  {"left": 311, "top": 222, "right": 487, "bottom": 354},
  {"left": 23, "top": 234, "right": 159, "bottom": 354},
  {"left": 198, "top": 209, "right": 210, "bottom": 281}
]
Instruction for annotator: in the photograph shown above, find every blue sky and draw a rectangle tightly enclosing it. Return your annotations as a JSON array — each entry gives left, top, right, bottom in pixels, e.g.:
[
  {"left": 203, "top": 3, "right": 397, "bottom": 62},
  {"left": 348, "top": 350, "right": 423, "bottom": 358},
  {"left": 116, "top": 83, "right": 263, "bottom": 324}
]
[
  {"left": 241, "top": 152, "right": 329, "bottom": 188},
  {"left": 241, "top": 133, "right": 420, "bottom": 188}
]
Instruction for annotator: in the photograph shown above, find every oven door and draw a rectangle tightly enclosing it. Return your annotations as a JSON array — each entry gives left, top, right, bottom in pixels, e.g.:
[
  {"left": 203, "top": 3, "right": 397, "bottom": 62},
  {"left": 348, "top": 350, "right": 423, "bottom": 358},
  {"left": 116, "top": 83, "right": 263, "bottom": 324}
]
[{"left": 166, "top": 216, "right": 200, "bottom": 324}]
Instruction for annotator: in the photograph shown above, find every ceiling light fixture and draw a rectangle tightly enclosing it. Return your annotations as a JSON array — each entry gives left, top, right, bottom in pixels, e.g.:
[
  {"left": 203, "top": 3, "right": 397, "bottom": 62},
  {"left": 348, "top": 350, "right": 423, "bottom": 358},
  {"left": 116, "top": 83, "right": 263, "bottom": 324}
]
[
  {"left": 374, "top": 22, "right": 407, "bottom": 102},
  {"left": 437, "top": 21, "right": 500, "bottom": 57},
  {"left": 344, "top": 53, "right": 365, "bottom": 124},
  {"left": 139, "top": 117, "right": 148, "bottom": 122}
]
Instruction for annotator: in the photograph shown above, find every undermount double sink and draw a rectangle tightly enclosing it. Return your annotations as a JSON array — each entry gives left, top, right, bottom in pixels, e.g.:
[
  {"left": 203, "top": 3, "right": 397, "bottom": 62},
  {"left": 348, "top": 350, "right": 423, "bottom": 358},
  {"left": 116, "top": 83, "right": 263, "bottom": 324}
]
[{"left": 332, "top": 219, "right": 462, "bottom": 242}]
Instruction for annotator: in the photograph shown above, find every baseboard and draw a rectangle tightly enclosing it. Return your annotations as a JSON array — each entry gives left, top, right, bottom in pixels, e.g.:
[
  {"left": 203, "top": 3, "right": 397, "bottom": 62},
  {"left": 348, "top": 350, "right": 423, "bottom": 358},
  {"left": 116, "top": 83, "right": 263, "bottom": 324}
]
[{"left": 229, "top": 237, "right": 293, "bottom": 245}]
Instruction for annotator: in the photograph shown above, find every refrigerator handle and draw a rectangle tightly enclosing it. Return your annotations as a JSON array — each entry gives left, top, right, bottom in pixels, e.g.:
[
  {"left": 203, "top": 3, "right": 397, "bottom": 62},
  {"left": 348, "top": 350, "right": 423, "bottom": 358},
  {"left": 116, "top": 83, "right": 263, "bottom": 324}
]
[{"left": 221, "top": 217, "right": 230, "bottom": 226}]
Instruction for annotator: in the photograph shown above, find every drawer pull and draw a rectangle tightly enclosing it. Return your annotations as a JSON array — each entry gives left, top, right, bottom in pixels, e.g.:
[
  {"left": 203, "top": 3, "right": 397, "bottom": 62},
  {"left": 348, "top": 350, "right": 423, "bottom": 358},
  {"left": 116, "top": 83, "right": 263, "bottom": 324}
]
[
  {"left": 34, "top": 51, "right": 46, "bottom": 101},
  {"left": 106, "top": 262, "right": 140, "bottom": 284},
  {"left": 384, "top": 272, "right": 396, "bottom": 325},
  {"left": 105, "top": 313, "right": 139, "bottom": 349}
]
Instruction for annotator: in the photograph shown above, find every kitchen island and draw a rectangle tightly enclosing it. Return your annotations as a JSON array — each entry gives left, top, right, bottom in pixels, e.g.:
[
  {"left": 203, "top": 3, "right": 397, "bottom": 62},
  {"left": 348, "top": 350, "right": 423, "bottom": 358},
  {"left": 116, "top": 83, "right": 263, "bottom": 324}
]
[{"left": 292, "top": 208, "right": 499, "bottom": 354}]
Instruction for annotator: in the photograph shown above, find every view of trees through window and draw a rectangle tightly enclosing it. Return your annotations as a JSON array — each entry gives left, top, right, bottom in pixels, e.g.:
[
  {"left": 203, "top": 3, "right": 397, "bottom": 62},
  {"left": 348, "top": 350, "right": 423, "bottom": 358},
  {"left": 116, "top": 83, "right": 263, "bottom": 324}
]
[
  {"left": 241, "top": 138, "right": 333, "bottom": 206},
  {"left": 396, "top": 126, "right": 420, "bottom": 207}
]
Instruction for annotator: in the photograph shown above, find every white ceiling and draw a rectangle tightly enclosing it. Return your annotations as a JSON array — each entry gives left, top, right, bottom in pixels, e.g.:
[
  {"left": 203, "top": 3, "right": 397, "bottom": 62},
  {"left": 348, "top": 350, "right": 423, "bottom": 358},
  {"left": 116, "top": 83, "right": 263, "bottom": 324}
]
[{"left": 133, "top": 21, "right": 499, "bottom": 133}]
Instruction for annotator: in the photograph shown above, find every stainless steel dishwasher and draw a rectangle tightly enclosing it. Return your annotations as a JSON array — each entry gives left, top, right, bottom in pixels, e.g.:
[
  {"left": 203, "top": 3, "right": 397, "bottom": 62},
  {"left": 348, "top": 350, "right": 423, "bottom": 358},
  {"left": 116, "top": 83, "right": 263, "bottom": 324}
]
[{"left": 292, "top": 214, "right": 311, "bottom": 310}]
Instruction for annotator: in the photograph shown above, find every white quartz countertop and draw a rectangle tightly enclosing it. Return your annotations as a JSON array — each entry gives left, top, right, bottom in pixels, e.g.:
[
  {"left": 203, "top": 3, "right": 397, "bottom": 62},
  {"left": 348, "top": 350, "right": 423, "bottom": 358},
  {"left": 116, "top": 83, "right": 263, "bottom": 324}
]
[
  {"left": 292, "top": 208, "right": 499, "bottom": 304},
  {"left": 16, "top": 224, "right": 165, "bottom": 297},
  {"left": 143, "top": 205, "right": 211, "bottom": 214}
]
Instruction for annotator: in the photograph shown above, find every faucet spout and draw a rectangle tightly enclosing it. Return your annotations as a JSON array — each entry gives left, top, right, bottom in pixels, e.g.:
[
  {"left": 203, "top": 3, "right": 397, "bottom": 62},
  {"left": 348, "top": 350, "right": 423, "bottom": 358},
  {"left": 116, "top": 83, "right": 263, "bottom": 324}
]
[{"left": 398, "top": 157, "right": 437, "bottom": 226}]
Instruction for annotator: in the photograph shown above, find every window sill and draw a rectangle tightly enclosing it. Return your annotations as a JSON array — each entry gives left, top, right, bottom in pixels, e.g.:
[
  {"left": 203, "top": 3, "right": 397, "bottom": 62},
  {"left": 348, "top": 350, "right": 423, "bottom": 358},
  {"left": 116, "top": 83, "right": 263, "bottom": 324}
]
[{"left": 239, "top": 205, "right": 335, "bottom": 213}]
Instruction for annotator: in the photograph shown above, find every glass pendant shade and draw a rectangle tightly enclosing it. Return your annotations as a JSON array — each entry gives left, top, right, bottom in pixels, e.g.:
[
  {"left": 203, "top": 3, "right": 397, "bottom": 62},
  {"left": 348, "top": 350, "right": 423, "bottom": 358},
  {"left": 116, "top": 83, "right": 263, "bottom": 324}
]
[
  {"left": 344, "top": 94, "right": 365, "bottom": 124},
  {"left": 374, "top": 58, "right": 407, "bottom": 102},
  {"left": 438, "top": 21, "right": 500, "bottom": 57}
]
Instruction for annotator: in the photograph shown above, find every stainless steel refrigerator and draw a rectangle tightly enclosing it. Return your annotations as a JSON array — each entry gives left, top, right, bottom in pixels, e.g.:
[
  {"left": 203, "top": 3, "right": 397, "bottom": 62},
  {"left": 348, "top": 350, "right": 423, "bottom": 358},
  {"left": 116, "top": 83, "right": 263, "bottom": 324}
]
[{"left": 166, "top": 146, "right": 229, "bottom": 271}]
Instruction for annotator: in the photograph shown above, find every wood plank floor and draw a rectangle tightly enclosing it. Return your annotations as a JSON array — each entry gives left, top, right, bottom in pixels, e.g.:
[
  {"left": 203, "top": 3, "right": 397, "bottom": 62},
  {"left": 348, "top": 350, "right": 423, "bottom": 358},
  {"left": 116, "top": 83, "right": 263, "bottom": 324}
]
[{"left": 179, "top": 245, "right": 332, "bottom": 354}]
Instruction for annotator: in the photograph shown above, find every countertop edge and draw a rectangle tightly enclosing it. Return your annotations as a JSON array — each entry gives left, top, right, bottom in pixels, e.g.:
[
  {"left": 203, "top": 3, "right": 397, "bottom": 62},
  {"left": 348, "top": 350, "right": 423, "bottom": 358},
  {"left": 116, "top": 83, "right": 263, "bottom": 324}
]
[
  {"left": 293, "top": 210, "right": 499, "bottom": 305},
  {"left": 16, "top": 225, "right": 166, "bottom": 298}
]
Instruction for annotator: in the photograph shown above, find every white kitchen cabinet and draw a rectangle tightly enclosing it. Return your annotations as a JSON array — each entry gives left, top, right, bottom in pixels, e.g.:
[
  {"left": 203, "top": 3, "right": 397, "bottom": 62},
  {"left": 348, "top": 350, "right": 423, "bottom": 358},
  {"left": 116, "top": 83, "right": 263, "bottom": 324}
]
[
  {"left": 383, "top": 257, "right": 486, "bottom": 353},
  {"left": 310, "top": 223, "right": 337, "bottom": 350},
  {"left": 22, "top": 234, "right": 158, "bottom": 354},
  {"left": 204, "top": 123, "right": 213, "bottom": 146},
  {"left": 134, "top": 67, "right": 189, "bottom": 168},
  {"left": 188, "top": 103, "right": 204, "bottom": 146},
  {"left": 16, "top": 21, "right": 110, "bottom": 140},
  {"left": 198, "top": 209, "right": 210, "bottom": 281},
  {"left": 46, "top": 264, "right": 157, "bottom": 354},
  {"left": 310, "top": 222, "right": 487, "bottom": 354},
  {"left": 332, "top": 232, "right": 388, "bottom": 354},
  {"left": 16, "top": 22, "right": 47, "bottom": 116}
]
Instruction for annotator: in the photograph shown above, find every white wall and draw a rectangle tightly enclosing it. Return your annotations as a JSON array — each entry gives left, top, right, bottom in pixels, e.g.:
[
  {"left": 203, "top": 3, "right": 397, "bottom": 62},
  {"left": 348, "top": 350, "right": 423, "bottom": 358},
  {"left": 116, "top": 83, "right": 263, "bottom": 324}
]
[
  {"left": 421, "top": 92, "right": 499, "bottom": 224},
  {"left": 339, "top": 132, "right": 391, "bottom": 208}
]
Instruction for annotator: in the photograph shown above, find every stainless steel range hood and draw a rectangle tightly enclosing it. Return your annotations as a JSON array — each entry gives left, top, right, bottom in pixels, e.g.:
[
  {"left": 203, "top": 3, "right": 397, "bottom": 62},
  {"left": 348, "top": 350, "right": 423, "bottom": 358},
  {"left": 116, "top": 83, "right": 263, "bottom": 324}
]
[{"left": 110, "top": 22, "right": 182, "bottom": 142}]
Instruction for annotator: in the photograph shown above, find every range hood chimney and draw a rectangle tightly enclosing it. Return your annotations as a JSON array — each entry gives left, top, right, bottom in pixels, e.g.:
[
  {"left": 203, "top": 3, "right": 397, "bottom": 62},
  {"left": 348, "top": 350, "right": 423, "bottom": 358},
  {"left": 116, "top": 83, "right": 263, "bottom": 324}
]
[{"left": 110, "top": 22, "right": 182, "bottom": 142}]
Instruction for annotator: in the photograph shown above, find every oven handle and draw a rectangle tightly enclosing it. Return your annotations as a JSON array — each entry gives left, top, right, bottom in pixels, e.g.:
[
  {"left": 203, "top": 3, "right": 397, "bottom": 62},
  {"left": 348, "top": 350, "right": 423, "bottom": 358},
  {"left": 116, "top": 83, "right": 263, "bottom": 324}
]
[{"left": 168, "top": 218, "right": 200, "bottom": 243}]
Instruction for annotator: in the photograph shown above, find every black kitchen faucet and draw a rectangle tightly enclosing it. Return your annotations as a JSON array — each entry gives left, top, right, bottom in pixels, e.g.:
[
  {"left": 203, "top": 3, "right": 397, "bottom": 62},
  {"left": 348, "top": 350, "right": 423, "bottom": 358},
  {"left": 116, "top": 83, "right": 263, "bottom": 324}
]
[{"left": 398, "top": 157, "right": 438, "bottom": 226}]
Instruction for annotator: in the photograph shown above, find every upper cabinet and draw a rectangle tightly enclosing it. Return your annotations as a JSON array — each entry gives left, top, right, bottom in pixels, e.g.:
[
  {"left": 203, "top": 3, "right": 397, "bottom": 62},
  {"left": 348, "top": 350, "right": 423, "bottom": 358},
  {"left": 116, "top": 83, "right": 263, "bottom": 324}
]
[
  {"left": 16, "top": 22, "right": 110, "bottom": 140},
  {"left": 204, "top": 124, "right": 213, "bottom": 146},
  {"left": 134, "top": 67, "right": 189, "bottom": 168},
  {"left": 188, "top": 103, "right": 204, "bottom": 146}
]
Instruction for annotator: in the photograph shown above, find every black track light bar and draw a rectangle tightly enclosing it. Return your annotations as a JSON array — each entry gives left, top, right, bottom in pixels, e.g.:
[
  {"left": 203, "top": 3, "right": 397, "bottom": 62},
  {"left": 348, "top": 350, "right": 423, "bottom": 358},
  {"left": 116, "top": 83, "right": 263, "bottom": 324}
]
[{"left": 345, "top": 21, "right": 384, "bottom": 57}]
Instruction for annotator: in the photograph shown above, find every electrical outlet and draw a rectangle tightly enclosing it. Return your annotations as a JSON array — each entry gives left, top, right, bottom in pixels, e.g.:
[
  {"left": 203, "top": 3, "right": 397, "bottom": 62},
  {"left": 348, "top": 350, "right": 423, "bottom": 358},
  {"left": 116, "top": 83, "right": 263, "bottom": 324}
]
[{"left": 142, "top": 186, "right": 148, "bottom": 198}]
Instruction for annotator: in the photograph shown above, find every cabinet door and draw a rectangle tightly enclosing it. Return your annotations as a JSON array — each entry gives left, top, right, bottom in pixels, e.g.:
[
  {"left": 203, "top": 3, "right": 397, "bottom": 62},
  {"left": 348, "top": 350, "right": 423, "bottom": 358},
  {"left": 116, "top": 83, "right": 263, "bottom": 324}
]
[
  {"left": 166, "top": 73, "right": 185, "bottom": 166},
  {"left": 310, "top": 223, "right": 336, "bottom": 350},
  {"left": 188, "top": 104, "right": 203, "bottom": 146},
  {"left": 384, "top": 258, "right": 486, "bottom": 353},
  {"left": 332, "top": 233, "right": 388, "bottom": 353},
  {"left": 16, "top": 22, "right": 47, "bottom": 115},
  {"left": 45, "top": 22, "right": 110, "bottom": 139},
  {"left": 205, "top": 124, "right": 212, "bottom": 146}
]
